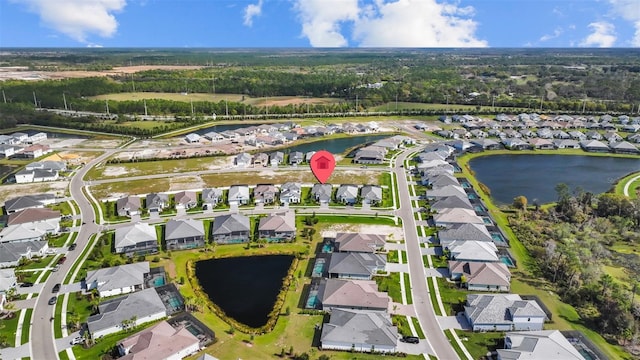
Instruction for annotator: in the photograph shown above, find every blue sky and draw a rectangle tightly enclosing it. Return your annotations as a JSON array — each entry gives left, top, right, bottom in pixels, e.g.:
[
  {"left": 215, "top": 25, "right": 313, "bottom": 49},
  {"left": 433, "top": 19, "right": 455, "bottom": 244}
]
[{"left": 1, "top": 0, "right": 639, "bottom": 48}]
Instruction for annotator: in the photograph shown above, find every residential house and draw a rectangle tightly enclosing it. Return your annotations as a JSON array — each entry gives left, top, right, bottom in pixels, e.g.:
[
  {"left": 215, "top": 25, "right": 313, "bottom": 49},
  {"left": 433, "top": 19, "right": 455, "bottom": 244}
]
[
  {"left": 353, "top": 146, "right": 387, "bottom": 164},
  {"left": 603, "top": 132, "right": 623, "bottom": 143},
  {"left": 415, "top": 151, "right": 446, "bottom": 163},
  {"left": 336, "top": 184, "right": 359, "bottom": 205},
  {"left": 258, "top": 211, "right": 296, "bottom": 241},
  {"left": 311, "top": 183, "right": 333, "bottom": 204},
  {"left": 447, "top": 140, "right": 474, "bottom": 152},
  {"left": 165, "top": 219, "right": 205, "bottom": 250},
  {"left": 26, "top": 132, "right": 47, "bottom": 144},
  {"left": 497, "top": 330, "right": 586, "bottom": 360},
  {"left": 203, "top": 131, "right": 224, "bottom": 142},
  {"left": 425, "top": 185, "right": 468, "bottom": 202},
  {"left": 0, "top": 240, "right": 48, "bottom": 268},
  {"left": 174, "top": 191, "right": 198, "bottom": 210},
  {"left": 430, "top": 196, "right": 473, "bottom": 212},
  {"left": 234, "top": 153, "right": 252, "bottom": 168},
  {"left": 146, "top": 193, "right": 169, "bottom": 213},
  {"left": 305, "top": 151, "right": 316, "bottom": 163},
  {"left": 628, "top": 134, "right": 640, "bottom": 143},
  {"left": 253, "top": 184, "right": 279, "bottom": 204},
  {"left": 114, "top": 223, "right": 158, "bottom": 255},
  {"left": 433, "top": 208, "right": 484, "bottom": 227},
  {"left": 622, "top": 124, "right": 640, "bottom": 133},
  {"left": 585, "top": 131, "right": 602, "bottom": 140},
  {"left": 85, "top": 262, "right": 150, "bottom": 298},
  {"left": 609, "top": 141, "right": 640, "bottom": 154},
  {"left": 446, "top": 240, "right": 500, "bottom": 262},
  {"left": 334, "top": 233, "right": 385, "bottom": 253},
  {"left": 269, "top": 152, "right": 284, "bottom": 166},
  {"left": 116, "top": 196, "right": 141, "bottom": 217},
  {"left": 360, "top": 185, "right": 383, "bottom": 205},
  {"left": 318, "top": 279, "right": 390, "bottom": 312},
  {"left": 4, "top": 194, "right": 54, "bottom": 214},
  {"left": 25, "top": 160, "right": 66, "bottom": 172},
  {"left": 320, "top": 309, "right": 398, "bottom": 353},
  {"left": 0, "top": 144, "right": 18, "bottom": 158},
  {"left": 279, "top": 182, "right": 302, "bottom": 204},
  {"left": 470, "top": 139, "right": 501, "bottom": 150},
  {"left": 0, "top": 268, "right": 17, "bottom": 293},
  {"left": 289, "top": 151, "right": 304, "bottom": 165},
  {"left": 184, "top": 133, "right": 201, "bottom": 143},
  {"left": 528, "top": 138, "right": 555, "bottom": 150},
  {"left": 11, "top": 132, "right": 28, "bottom": 143},
  {"left": 438, "top": 223, "right": 493, "bottom": 248},
  {"left": 552, "top": 139, "right": 580, "bottom": 149},
  {"left": 568, "top": 131, "right": 586, "bottom": 140},
  {"left": 201, "top": 188, "right": 223, "bottom": 210},
  {"left": 422, "top": 173, "right": 460, "bottom": 188},
  {"left": 502, "top": 138, "right": 531, "bottom": 150},
  {"left": 87, "top": 288, "right": 167, "bottom": 339},
  {"left": 536, "top": 128, "right": 553, "bottom": 139},
  {"left": 228, "top": 185, "right": 250, "bottom": 206},
  {"left": 448, "top": 261, "right": 511, "bottom": 292},
  {"left": 15, "top": 169, "right": 59, "bottom": 184},
  {"left": 211, "top": 214, "right": 250, "bottom": 244},
  {"left": 465, "top": 294, "right": 546, "bottom": 332},
  {"left": 0, "top": 135, "right": 15, "bottom": 145},
  {"left": 14, "top": 144, "right": 51, "bottom": 159},
  {"left": 580, "top": 140, "right": 610, "bottom": 152},
  {"left": 328, "top": 252, "right": 386, "bottom": 280},
  {"left": 117, "top": 320, "right": 200, "bottom": 360},
  {"left": 0, "top": 223, "right": 48, "bottom": 243},
  {"left": 252, "top": 153, "right": 269, "bottom": 167},
  {"left": 552, "top": 130, "right": 570, "bottom": 139}
]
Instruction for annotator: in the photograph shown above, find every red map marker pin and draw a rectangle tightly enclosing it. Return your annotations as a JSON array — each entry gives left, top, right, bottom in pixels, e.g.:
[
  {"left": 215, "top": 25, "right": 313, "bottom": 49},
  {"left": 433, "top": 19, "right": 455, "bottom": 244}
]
[{"left": 310, "top": 150, "right": 336, "bottom": 184}]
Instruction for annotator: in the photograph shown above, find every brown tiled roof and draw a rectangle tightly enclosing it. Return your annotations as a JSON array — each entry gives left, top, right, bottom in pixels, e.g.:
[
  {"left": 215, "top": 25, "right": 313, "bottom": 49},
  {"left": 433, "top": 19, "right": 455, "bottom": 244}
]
[{"left": 7, "top": 208, "right": 60, "bottom": 225}]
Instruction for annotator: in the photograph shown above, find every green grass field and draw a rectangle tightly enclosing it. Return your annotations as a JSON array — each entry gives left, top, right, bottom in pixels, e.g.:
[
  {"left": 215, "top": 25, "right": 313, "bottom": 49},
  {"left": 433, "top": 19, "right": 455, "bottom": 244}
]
[{"left": 90, "top": 92, "right": 341, "bottom": 107}]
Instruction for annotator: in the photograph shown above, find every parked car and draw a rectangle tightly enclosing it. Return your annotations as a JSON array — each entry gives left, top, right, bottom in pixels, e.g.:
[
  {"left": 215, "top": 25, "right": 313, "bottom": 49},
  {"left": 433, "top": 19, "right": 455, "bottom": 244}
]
[
  {"left": 52, "top": 265, "right": 59, "bottom": 272},
  {"left": 68, "top": 243, "right": 77, "bottom": 251},
  {"left": 20, "top": 282, "right": 33, "bottom": 287},
  {"left": 48, "top": 296, "right": 57, "bottom": 305},
  {"left": 52, "top": 283, "right": 61, "bottom": 293},
  {"left": 70, "top": 336, "right": 83, "bottom": 345},
  {"left": 58, "top": 256, "right": 67, "bottom": 264},
  {"left": 400, "top": 336, "right": 420, "bottom": 344}
]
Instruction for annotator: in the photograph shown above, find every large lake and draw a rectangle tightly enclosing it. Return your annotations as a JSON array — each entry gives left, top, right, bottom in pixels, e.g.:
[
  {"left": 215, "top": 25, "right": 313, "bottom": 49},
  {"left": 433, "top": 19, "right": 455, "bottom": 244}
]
[
  {"left": 195, "top": 255, "right": 294, "bottom": 328},
  {"left": 283, "top": 134, "right": 390, "bottom": 154},
  {"left": 469, "top": 154, "right": 640, "bottom": 205}
]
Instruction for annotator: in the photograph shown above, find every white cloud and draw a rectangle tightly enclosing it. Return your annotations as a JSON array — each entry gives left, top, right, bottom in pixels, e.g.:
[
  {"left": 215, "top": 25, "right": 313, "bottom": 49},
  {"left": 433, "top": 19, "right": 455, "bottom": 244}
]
[
  {"left": 580, "top": 22, "right": 616, "bottom": 47},
  {"left": 11, "top": 0, "right": 126, "bottom": 43},
  {"left": 607, "top": 0, "right": 640, "bottom": 46},
  {"left": 243, "top": 0, "right": 263, "bottom": 27},
  {"left": 292, "top": 0, "right": 486, "bottom": 47},
  {"left": 292, "top": 0, "right": 359, "bottom": 47},
  {"left": 539, "top": 27, "right": 563, "bottom": 42},
  {"left": 352, "top": 0, "right": 486, "bottom": 47}
]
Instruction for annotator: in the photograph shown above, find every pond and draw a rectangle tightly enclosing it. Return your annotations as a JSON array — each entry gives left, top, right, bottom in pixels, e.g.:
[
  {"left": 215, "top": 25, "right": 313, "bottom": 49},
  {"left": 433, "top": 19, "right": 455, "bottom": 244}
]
[
  {"left": 195, "top": 255, "right": 294, "bottom": 328},
  {"left": 468, "top": 154, "right": 640, "bottom": 205},
  {"left": 282, "top": 134, "right": 390, "bottom": 155}
]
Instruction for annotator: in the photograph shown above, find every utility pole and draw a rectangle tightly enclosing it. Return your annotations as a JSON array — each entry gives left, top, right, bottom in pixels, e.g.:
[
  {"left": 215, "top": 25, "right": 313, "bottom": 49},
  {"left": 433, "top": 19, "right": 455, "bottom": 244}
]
[
  {"left": 492, "top": 95, "right": 496, "bottom": 110},
  {"left": 582, "top": 99, "right": 587, "bottom": 113},
  {"left": 225, "top": 99, "right": 228, "bottom": 116},
  {"left": 395, "top": 93, "right": 398, "bottom": 111},
  {"left": 144, "top": 99, "right": 148, "bottom": 116},
  {"left": 539, "top": 96, "right": 544, "bottom": 112},
  {"left": 106, "top": 100, "right": 110, "bottom": 115},
  {"left": 355, "top": 95, "right": 358, "bottom": 112},
  {"left": 191, "top": 100, "right": 194, "bottom": 116},
  {"left": 33, "top": 92, "right": 38, "bottom": 108},
  {"left": 1, "top": 90, "right": 5, "bottom": 104},
  {"left": 63, "top": 93, "right": 68, "bottom": 110}
]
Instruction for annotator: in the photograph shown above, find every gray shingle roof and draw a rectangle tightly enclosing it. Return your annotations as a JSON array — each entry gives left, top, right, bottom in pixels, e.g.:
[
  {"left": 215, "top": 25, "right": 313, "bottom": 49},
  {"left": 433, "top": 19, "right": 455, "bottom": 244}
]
[
  {"left": 0, "top": 241, "right": 47, "bottom": 263},
  {"left": 465, "top": 294, "right": 545, "bottom": 326},
  {"left": 335, "top": 233, "right": 386, "bottom": 253},
  {"left": 211, "top": 214, "right": 250, "bottom": 235},
  {"left": 85, "top": 262, "right": 150, "bottom": 295},
  {"left": 360, "top": 185, "right": 382, "bottom": 202},
  {"left": 165, "top": 219, "right": 204, "bottom": 240},
  {"left": 321, "top": 309, "right": 398, "bottom": 348},
  {"left": 114, "top": 223, "right": 157, "bottom": 249},
  {"left": 4, "top": 194, "right": 53, "bottom": 213},
  {"left": 328, "top": 252, "right": 386, "bottom": 277}
]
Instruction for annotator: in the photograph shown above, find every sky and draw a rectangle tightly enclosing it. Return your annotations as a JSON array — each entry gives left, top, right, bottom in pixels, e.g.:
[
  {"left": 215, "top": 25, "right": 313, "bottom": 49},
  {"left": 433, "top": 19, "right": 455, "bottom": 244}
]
[{"left": 0, "top": 0, "right": 639, "bottom": 48}]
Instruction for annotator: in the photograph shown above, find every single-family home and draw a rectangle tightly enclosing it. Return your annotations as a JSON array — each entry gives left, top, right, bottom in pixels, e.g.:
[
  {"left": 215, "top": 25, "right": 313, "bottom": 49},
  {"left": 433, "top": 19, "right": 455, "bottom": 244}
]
[
  {"left": 228, "top": 185, "right": 250, "bottom": 206},
  {"left": 603, "top": 132, "right": 623, "bottom": 143},
  {"left": 253, "top": 184, "right": 279, "bottom": 204},
  {"left": 318, "top": 278, "right": 390, "bottom": 312},
  {"left": 328, "top": 252, "right": 386, "bottom": 280},
  {"left": 0, "top": 240, "right": 48, "bottom": 268},
  {"left": 415, "top": 151, "right": 446, "bottom": 163},
  {"left": 0, "top": 268, "right": 17, "bottom": 294},
  {"left": 87, "top": 288, "right": 167, "bottom": 339},
  {"left": 421, "top": 173, "right": 460, "bottom": 188},
  {"left": 14, "top": 144, "right": 51, "bottom": 159},
  {"left": 609, "top": 141, "right": 640, "bottom": 154},
  {"left": 203, "top": 131, "right": 224, "bottom": 142},
  {"left": 174, "top": 191, "right": 198, "bottom": 210},
  {"left": 252, "top": 153, "right": 269, "bottom": 167},
  {"left": 11, "top": 132, "right": 28, "bottom": 143},
  {"left": 4, "top": 193, "right": 54, "bottom": 214},
  {"left": 114, "top": 223, "right": 159, "bottom": 256},
  {"left": 552, "top": 139, "right": 580, "bottom": 149},
  {"left": 568, "top": 131, "right": 586, "bottom": 140},
  {"left": 184, "top": 133, "right": 201, "bottom": 143},
  {"left": 26, "top": 132, "right": 47, "bottom": 144},
  {"left": 470, "top": 139, "right": 501, "bottom": 150},
  {"left": 360, "top": 185, "right": 382, "bottom": 205},
  {"left": 336, "top": 184, "right": 359, "bottom": 205},
  {"left": 234, "top": 153, "right": 252, "bottom": 168},
  {"left": 433, "top": 208, "right": 484, "bottom": 227},
  {"left": 502, "top": 138, "right": 531, "bottom": 150},
  {"left": 165, "top": 219, "right": 205, "bottom": 250},
  {"left": 85, "top": 262, "right": 150, "bottom": 298},
  {"left": 289, "top": 151, "right": 304, "bottom": 165},
  {"left": 446, "top": 240, "right": 500, "bottom": 263},
  {"left": 353, "top": 146, "right": 387, "bottom": 164},
  {"left": 7, "top": 207, "right": 60, "bottom": 231},
  {"left": 465, "top": 294, "right": 546, "bottom": 332},
  {"left": 438, "top": 223, "right": 493, "bottom": 248},
  {"left": 311, "top": 183, "right": 333, "bottom": 204},
  {"left": 201, "top": 188, "right": 224, "bottom": 210},
  {"left": 258, "top": 211, "right": 296, "bottom": 241},
  {"left": 497, "top": 330, "right": 586, "bottom": 360},
  {"left": 25, "top": 160, "right": 66, "bottom": 172},
  {"left": 334, "top": 233, "right": 386, "bottom": 253},
  {"left": 580, "top": 140, "right": 610, "bottom": 152},
  {"left": 145, "top": 193, "right": 169, "bottom": 213},
  {"left": 0, "top": 223, "right": 47, "bottom": 243},
  {"left": 0, "top": 144, "right": 18, "bottom": 158},
  {"left": 528, "top": 138, "right": 555, "bottom": 150},
  {"left": 117, "top": 320, "right": 200, "bottom": 360},
  {"left": 116, "top": 196, "right": 141, "bottom": 217},
  {"left": 585, "top": 131, "right": 602, "bottom": 140},
  {"left": 320, "top": 309, "right": 398, "bottom": 354},
  {"left": 15, "top": 168, "right": 59, "bottom": 184},
  {"left": 448, "top": 261, "right": 511, "bottom": 292},
  {"left": 211, "top": 214, "right": 250, "bottom": 244},
  {"left": 425, "top": 185, "right": 467, "bottom": 202},
  {"left": 269, "top": 151, "right": 284, "bottom": 166},
  {"left": 279, "top": 182, "right": 302, "bottom": 204},
  {"left": 305, "top": 151, "right": 316, "bottom": 163}
]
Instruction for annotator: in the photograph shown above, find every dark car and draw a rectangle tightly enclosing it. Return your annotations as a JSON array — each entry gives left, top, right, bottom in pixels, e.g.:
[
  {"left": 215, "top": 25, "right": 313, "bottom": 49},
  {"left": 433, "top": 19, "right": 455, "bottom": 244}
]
[
  {"left": 52, "top": 283, "right": 61, "bottom": 293},
  {"left": 68, "top": 243, "right": 77, "bottom": 251},
  {"left": 48, "top": 296, "right": 57, "bottom": 305},
  {"left": 58, "top": 256, "right": 67, "bottom": 264},
  {"left": 20, "top": 282, "right": 33, "bottom": 287},
  {"left": 401, "top": 336, "right": 420, "bottom": 344}
]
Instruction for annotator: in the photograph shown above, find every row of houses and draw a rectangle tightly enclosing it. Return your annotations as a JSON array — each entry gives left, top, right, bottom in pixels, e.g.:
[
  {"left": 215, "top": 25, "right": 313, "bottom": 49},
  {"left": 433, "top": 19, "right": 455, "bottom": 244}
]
[
  {"left": 352, "top": 135, "right": 415, "bottom": 164},
  {"left": 0, "top": 143, "right": 52, "bottom": 159},
  {"left": 306, "top": 233, "right": 400, "bottom": 354},
  {"left": 441, "top": 113, "right": 639, "bottom": 126},
  {"left": 113, "top": 212, "right": 296, "bottom": 255},
  {"left": 14, "top": 160, "right": 67, "bottom": 184},
  {"left": 0, "top": 132, "right": 47, "bottom": 146},
  {"left": 186, "top": 121, "right": 381, "bottom": 146}
]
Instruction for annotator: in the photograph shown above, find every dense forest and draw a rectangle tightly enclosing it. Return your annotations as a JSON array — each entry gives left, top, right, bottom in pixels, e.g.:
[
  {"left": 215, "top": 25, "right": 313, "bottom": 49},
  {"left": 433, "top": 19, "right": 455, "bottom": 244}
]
[
  {"left": 509, "top": 185, "right": 640, "bottom": 354},
  {"left": 1, "top": 49, "right": 640, "bottom": 116}
]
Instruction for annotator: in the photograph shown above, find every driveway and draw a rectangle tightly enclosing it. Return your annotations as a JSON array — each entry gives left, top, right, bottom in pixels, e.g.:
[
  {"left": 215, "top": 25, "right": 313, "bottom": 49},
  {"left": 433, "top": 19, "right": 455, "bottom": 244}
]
[
  {"left": 388, "top": 302, "right": 416, "bottom": 316},
  {"left": 385, "top": 263, "right": 409, "bottom": 273},
  {"left": 13, "top": 297, "right": 37, "bottom": 309},
  {"left": 55, "top": 331, "right": 82, "bottom": 352},
  {"left": 437, "top": 313, "right": 471, "bottom": 330},
  {"left": 397, "top": 339, "right": 435, "bottom": 356},
  {"left": 0, "top": 343, "right": 31, "bottom": 360},
  {"left": 16, "top": 284, "right": 44, "bottom": 295},
  {"left": 384, "top": 242, "right": 406, "bottom": 251},
  {"left": 424, "top": 268, "right": 448, "bottom": 278}
]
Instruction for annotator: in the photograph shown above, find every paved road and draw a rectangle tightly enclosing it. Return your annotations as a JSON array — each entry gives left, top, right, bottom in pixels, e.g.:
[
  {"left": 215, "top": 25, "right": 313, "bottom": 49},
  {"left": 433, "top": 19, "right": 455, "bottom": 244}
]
[
  {"left": 30, "top": 150, "right": 114, "bottom": 360},
  {"left": 394, "top": 149, "right": 460, "bottom": 359}
]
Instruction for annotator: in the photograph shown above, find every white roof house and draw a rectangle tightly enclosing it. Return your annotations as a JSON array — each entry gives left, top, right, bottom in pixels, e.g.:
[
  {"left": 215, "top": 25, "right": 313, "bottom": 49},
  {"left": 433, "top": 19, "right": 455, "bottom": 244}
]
[
  {"left": 85, "top": 262, "right": 150, "bottom": 298},
  {"left": 497, "top": 330, "right": 586, "bottom": 360},
  {"left": 114, "top": 223, "right": 158, "bottom": 255},
  {"left": 433, "top": 208, "right": 484, "bottom": 227},
  {"left": 321, "top": 309, "right": 398, "bottom": 353},
  {"left": 447, "top": 240, "right": 499, "bottom": 262},
  {"left": 465, "top": 294, "right": 547, "bottom": 332}
]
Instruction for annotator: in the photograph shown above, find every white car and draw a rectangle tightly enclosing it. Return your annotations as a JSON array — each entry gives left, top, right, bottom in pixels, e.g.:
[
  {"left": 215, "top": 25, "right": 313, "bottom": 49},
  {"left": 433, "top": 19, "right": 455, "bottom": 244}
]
[{"left": 70, "top": 336, "right": 83, "bottom": 345}]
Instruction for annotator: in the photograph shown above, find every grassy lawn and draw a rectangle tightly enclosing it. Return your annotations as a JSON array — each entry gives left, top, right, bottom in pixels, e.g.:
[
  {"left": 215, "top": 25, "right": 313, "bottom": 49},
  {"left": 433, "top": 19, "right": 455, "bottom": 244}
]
[
  {"left": 90, "top": 179, "right": 171, "bottom": 200},
  {"left": 73, "top": 321, "right": 157, "bottom": 360},
  {"left": 387, "top": 250, "right": 399, "bottom": 263},
  {"left": 431, "top": 254, "right": 448, "bottom": 268},
  {"left": 65, "top": 234, "right": 98, "bottom": 284},
  {"left": 411, "top": 317, "right": 425, "bottom": 339},
  {"left": 436, "top": 278, "right": 467, "bottom": 316},
  {"left": 374, "top": 273, "right": 402, "bottom": 303},
  {"left": 455, "top": 329, "right": 504, "bottom": 360},
  {"left": 48, "top": 233, "right": 71, "bottom": 248},
  {"left": 100, "top": 201, "right": 134, "bottom": 222},
  {"left": 392, "top": 315, "right": 413, "bottom": 337},
  {"left": 377, "top": 172, "right": 394, "bottom": 208},
  {"left": 58, "top": 350, "right": 70, "bottom": 360},
  {"left": 17, "top": 256, "right": 55, "bottom": 271},
  {"left": 445, "top": 329, "right": 468, "bottom": 360},
  {"left": 67, "top": 292, "right": 95, "bottom": 324},
  {"left": 614, "top": 171, "right": 640, "bottom": 198},
  {"left": 0, "top": 313, "right": 19, "bottom": 346},
  {"left": 403, "top": 274, "right": 413, "bottom": 304},
  {"left": 21, "top": 309, "right": 33, "bottom": 345},
  {"left": 315, "top": 215, "right": 399, "bottom": 226}
]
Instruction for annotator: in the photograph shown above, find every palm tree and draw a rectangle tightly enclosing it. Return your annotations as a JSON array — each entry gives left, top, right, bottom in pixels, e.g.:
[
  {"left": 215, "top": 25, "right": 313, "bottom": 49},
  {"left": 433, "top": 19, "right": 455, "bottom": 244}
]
[{"left": 67, "top": 313, "right": 81, "bottom": 332}]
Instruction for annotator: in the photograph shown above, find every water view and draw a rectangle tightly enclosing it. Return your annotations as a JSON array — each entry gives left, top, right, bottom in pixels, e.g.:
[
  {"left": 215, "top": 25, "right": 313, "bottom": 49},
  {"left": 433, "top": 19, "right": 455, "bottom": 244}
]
[
  {"left": 283, "top": 134, "right": 390, "bottom": 154},
  {"left": 195, "top": 255, "right": 294, "bottom": 328},
  {"left": 469, "top": 154, "right": 640, "bottom": 205}
]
